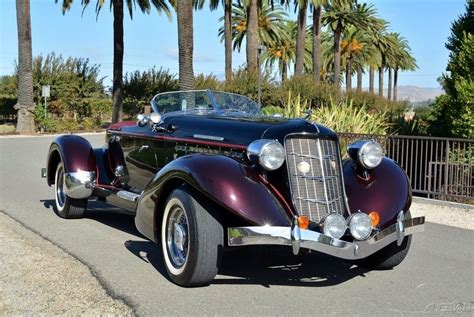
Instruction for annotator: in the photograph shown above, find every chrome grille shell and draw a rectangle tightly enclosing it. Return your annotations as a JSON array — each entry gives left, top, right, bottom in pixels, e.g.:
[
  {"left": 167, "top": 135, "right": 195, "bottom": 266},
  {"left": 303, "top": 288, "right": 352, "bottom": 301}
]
[{"left": 285, "top": 136, "right": 348, "bottom": 223}]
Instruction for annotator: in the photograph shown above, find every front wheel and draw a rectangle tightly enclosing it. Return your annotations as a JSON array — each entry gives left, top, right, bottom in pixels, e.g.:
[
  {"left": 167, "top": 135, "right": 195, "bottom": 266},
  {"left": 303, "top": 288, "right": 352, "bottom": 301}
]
[
  {"left": 161, "top": 188, "right": 223, "bottom": 287},
  {"left": 54, "top": 162, "right": 87, "bottom": 219},
  {"left": 356, "top": 211, "right": 413, "bottom": 270}
]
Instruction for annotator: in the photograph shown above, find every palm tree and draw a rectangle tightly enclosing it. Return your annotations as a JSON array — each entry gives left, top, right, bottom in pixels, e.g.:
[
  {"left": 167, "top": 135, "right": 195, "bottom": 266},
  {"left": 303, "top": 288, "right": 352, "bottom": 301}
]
[
  {"left": 261, "top": 20, "right": 312, "bottom": 80},
  {"left": 340, "top": 26, "right": 365, "bottom": 91},
  {"left": 15, "top": 0, "right": 35, "bottom": 134},
  {"left": 177, "top": 0, "right": 195, "bottom": 90},
  {"left": 247, "top": 0, "right": 259, "bottom": 71},
  {"left": 57, "top": 0, "right": 171, "bottom": 122},
  {"left": 323, "top": 0, "right": 376, "bottom": 86},
  {"left": 220, "top": 1, "right": 288, "bottom": 59},
  {"left": 310, "top": 0, "right": 327, "bottom": 82},
  {"left": 210, "top": 0, "right": 233, "bottom": 82},
  {"left": 279, "top": 0, "right": 309, "bottom": 76},
  {"left": 262, "top": 20, "right": 296, "bottom": 81},
  {"left": 387, "top": 33, "right": 417, "bottom": 100}
]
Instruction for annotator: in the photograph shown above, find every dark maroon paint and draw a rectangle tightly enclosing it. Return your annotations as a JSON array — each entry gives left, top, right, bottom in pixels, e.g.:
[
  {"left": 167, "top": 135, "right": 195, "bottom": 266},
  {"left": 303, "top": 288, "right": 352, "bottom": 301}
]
[
  {"left": 135, "top": 154, "right": 291, "bottom": 242},
  {"left": 47, "top": 135, "right": 97, "bottom": 185},
  {"left": 343, "top": 157, "right": 412, "bottom": 229}
]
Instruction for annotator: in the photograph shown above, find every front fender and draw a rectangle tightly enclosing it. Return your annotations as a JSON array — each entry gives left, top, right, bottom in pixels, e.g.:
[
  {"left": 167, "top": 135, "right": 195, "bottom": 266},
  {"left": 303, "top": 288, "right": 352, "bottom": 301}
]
[
  {"left": 343, "top": 157, "right": 412, "bottom": 229},
  {"left": 46, "top": 135, "right": 97, "bottom": 186},
  {"left": 135, "top": 154, "right": 291, "bottom": 242}
]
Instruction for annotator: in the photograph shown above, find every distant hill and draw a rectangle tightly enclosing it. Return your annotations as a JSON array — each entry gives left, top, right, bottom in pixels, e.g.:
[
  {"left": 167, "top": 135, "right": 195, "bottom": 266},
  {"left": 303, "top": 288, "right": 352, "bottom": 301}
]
[{"left": 385, "top": 85, "right": 444, "bottom": 103}]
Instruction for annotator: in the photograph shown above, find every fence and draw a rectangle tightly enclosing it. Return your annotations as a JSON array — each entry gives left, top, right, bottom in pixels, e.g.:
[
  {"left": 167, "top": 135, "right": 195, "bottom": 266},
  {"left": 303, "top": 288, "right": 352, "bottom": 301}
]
[{"left": 338, "top": 133, "right": 474, "bottom": 203}]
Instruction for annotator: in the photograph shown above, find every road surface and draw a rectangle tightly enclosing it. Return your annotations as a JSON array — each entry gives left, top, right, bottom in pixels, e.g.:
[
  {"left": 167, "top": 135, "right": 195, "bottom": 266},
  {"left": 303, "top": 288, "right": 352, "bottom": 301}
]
[{"left": 0, "top": 133, "right": 473, "bottom": 315}]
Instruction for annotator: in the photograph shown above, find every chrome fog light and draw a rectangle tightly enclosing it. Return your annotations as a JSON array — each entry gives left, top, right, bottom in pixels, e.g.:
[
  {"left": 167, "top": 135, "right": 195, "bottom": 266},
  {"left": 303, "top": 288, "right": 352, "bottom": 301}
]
[
  {"left": 349, "top": 213, "right": 372, "bottom": 240},
  {"left": 322, "top": 213, "right": 347, "bottom": 239}
]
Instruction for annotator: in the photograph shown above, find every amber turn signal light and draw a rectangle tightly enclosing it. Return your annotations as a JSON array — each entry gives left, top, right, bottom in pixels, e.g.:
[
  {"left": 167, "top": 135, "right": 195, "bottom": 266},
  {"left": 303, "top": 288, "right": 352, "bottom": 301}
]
[
  {"left": 368, "top": 211, "right": 380, "bottom": 228},
  {"left": 298, "top": 216, "right": 310, "bottom": 229}
]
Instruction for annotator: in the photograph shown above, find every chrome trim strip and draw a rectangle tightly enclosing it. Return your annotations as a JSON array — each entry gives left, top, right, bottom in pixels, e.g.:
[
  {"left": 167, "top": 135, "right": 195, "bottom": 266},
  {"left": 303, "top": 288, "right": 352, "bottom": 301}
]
[
  {"left": 228, "top": 216, "right": 425, "bottom": 260},
  {"left": 64, "top": 171, "right": 96, "bottom": 199},
  {"left": 193, "top": 134, "right": 225, "bottom": 141}
]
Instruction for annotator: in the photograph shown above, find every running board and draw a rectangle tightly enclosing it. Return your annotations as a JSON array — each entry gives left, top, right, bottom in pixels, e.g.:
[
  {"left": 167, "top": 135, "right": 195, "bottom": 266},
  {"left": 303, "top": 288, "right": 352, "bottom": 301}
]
[
  {"left": 93, "top": 186, "right": 140, "bottom": 213},
  {"left": 117, "top": 190, "right": 140, "bottom": 202}
]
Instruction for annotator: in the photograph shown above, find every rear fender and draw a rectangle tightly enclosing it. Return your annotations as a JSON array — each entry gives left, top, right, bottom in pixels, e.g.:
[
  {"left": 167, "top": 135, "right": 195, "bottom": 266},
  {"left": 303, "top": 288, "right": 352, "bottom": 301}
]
[
  {"left": 135, "top": 154, "right": 291, "bottom": 242},
  {"left": 46, "top": 135, "right": 97, "bottom": 186},
  {"left": 343, "top": 157, "right": 412, "bottom": 229}
]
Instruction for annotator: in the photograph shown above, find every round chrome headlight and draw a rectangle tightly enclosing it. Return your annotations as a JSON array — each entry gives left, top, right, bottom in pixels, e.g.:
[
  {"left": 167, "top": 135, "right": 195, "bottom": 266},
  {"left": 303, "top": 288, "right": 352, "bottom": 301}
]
[
  {"left": 348, "top": 213, "right": 372, "bottom": 240},
  {"left": 247, "top": 139, "right": 285, "bottom": 171},
  {"left": 322, "top": 213, "right": 347, "bottom": 239},
  {"left": 359, "top": 141, "right": 383, "bottom": 169}
]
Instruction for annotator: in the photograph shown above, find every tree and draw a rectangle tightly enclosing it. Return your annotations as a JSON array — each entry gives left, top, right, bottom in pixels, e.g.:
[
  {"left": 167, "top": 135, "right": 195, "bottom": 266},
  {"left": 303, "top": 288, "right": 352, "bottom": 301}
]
[
  {"left": 177, "top": 0, "right": 195, "bottom": 90},
  {"left": 247, "top": 0, "right": 259, "bottom": 71},
  {"left": 261, "top": 20, "right": 312, "bottom": 80},
  {"left": 311, "top": 0, "right": 327, "bottom": 82},
  {"left": 220, "top": 1, "right": 288, "bottom": 63},
  {"left": 433, "top": 1, "right": 473, "bottom": 138},
  {"left": 323, "top": 0, "right": 375, "bottom": 86},
  {"left": 15, "top": 0, "right": 35, "bottom": 134},
  {"left": 292, "top": 0, "right": 309, "bottom": 75},
  {"left": 210, "top": 0, "right": 233, "bottom": 82},
  {"left": 386, "top": 32, "right": 416, "bottom": 101},
  {"left": 58, "top": 0, "right": 171, "bottom": 122}
]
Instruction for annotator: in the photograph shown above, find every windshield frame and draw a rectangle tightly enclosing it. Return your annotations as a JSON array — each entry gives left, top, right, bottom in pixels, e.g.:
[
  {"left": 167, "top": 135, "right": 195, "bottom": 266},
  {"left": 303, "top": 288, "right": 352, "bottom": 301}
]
[{"left": 150, "top": 89, "right": 261, "bottom": 116}]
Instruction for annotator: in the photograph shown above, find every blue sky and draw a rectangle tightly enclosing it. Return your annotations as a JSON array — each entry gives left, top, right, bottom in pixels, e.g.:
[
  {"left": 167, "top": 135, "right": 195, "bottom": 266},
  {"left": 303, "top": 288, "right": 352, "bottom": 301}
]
[{"left": 0, "top": 0, "right": 467, "bottom": 88}]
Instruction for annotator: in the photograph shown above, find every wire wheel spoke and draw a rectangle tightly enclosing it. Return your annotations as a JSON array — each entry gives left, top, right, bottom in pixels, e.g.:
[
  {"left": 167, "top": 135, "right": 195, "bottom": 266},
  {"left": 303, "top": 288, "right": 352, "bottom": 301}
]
[{"left": 166, "top": 206, "right": 189, "bottom": 269}]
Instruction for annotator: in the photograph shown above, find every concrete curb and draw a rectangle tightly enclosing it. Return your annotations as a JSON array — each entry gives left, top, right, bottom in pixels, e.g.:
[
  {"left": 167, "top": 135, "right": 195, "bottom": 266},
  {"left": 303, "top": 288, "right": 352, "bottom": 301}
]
[
  {"left": 413, "top": 196, "right": 474, "bottom": 211},
  {"left": 0, "top": 131, "right": 106, "bottom": 138}
]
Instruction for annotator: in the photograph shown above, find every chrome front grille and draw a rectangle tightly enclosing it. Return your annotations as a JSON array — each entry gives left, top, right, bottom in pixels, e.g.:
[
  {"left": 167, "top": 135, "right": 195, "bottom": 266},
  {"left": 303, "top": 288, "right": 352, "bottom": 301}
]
[{"left": 285, "top": 137, "right": 346, "bottom": 223}]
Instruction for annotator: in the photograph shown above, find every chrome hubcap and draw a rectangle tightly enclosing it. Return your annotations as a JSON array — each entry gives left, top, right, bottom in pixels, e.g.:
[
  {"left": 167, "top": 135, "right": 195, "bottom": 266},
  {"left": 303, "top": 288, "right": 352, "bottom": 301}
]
[
  {"left": 56, "top": 166, "right": 66, "bottom": 208},
  {"left": 166, "top": 206, "right": 189, "bottom": 268}
]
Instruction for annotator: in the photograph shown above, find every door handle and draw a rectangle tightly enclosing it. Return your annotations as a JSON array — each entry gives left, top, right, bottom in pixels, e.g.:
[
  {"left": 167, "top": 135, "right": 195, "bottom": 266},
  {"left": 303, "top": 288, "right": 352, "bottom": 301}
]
[{"left": 139, "top": 145, "right": 149, "bottom": 152}]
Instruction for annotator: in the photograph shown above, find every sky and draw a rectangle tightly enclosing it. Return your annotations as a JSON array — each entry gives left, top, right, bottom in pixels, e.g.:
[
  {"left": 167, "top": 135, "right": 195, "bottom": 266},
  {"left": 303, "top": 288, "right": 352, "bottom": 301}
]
[{"left": 0, "top": 0, "right": 467, "bottom": 88}]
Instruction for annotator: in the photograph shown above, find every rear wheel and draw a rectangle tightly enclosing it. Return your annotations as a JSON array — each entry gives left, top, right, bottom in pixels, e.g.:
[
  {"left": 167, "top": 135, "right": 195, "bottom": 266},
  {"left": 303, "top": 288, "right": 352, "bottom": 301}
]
[
  {"left": 161, "top": 188, "right": 223, "bottom": 287},
  {"left": 54, "top": 162, "right": 87, "bottom": 219},
  {"left": 357, "top": 211, "right": 413, "bottom": 270}
]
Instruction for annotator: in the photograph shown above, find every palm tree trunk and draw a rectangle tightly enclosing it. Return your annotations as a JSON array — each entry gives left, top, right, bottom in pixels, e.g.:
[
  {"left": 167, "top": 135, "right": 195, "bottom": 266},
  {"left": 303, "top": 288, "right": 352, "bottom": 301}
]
[
  {"left": 333, "top": 23, "right": 343, "bottom": 86},
  {"left": 177, "top": 0, "right": 195, "bottom": 90},
  {"left": 246, "top": 0, "right": 258, "bottom": 72},
  {"left": 378, "top": 66, "right": 384, "bottom": 97},
  {"left": 357, "top": 65, "right": 363, "bottom": 91},
  {"left": 15, "top": 0, "right": 35, "bottom": 134},
  {"left": 224, "top": 0, "right": 232, "bottom": 82},
  {"left": 345, "top": 57, "right": 352, "bottom": 91},
  {"left": 369, "top": 66, "right": 374, "bottom": 93},
  {"left": 394, "top": 68, "right": 399, "bottom": 101},
  {"left": 312, "top": 5, "right": 322, "bottom": 83},
  {"left": 281, "top": 60, "right": 288, "bottom": 82},
  {"left": 294, "top": 0, "right": 308, "bottom": 76},
  {"left": 111, "top": 0, "right": 124, "bottom": 123},
  {"left": 387, "top": 67, "right": 393, "bottom": 100}
]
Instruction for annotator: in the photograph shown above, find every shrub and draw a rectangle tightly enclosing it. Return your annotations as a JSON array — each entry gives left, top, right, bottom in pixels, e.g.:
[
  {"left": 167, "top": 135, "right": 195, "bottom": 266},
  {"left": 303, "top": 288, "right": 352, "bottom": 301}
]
[
  {"left": 123, "top": 67, "right": 178, "bottom": 116},
  {"left": 262, "top": 91, "right": 388, "bottom": 136},
  {"left": 222, "top": 68, "right": 281, "bottom": 107},
  {"left": 311, "top": 97, "right": 388, "bottom": 135},
  {"left": 195, "top": 74, "right": 220, "bottom": 90},
  {"left": 0, "top": 94, "right": 17, "bottom": 120}
]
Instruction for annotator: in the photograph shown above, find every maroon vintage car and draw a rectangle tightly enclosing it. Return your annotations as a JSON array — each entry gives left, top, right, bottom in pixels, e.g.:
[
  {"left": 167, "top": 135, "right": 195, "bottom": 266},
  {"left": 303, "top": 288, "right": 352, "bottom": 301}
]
[{"left": 43, "top": 90, "right": 425, "bottom": 287}]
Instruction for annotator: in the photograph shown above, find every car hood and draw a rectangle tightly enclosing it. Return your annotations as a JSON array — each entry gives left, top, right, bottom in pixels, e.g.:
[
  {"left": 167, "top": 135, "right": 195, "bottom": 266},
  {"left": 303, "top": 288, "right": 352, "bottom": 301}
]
[{"left": 162, "top": 114, "right": 337, "bottom": 146}]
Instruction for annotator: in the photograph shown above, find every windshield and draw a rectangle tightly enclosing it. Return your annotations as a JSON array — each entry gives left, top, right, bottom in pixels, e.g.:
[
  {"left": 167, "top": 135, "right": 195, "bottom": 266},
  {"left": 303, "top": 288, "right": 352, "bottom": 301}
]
[{"left": 151, "top": 90, "right": 261, "bottom": 116}]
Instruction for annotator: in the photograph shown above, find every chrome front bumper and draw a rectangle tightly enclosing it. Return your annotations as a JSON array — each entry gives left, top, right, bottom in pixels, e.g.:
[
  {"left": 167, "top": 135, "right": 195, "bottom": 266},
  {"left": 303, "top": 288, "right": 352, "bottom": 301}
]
[{"left": 228, "top": 214, "right": 425, "bottom": 260}]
